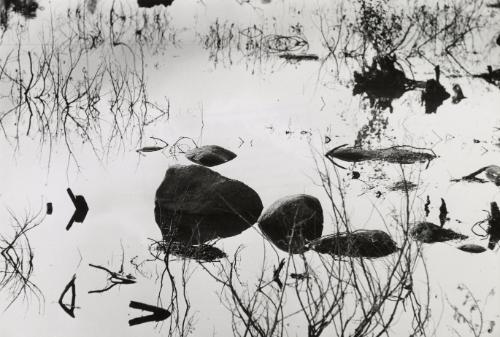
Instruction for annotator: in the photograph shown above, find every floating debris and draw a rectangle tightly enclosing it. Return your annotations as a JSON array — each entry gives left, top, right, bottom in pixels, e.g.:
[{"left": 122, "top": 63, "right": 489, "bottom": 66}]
[
  {"left": 424, "top": 196, "right": 431, "bottom": 217},
  {"left": 410, "top": 222, "right": 468, "bottom": 243},
  {"left": 88, "top": 264, "right": 136, "bottom": 294},
  {"left": 156, "top": 242, "right": 227, "bottom": 262},
  {"left": 46, "top": 202, "right": 53, "bottom": 215},
  {"left": 457, "top": 244, "right": 487, "bottom": 253},
  {"left": 451, "top": 84, "right": 466, "bottom": 104},
  {"left": 272, "top": 259, "right": 286, "bottom": 289},
  {"left": 129, "top": 301, "right": 171, "bottom": 326},
  {"left": 439, "top": 198, "right": 448, "bottom": 227},
  {"left": 66, "top": 188, "right": 89, "bottom": 231},
  {"left": 473, "top": 66, "right": 500, "bottom": 87},
  {"left": 454, "top": 165, "right": 500, "bottom": 185},
  {"left": 136, "top": 137, "right": 168, "bottom": 154},
  {"left": 388, "top": 180, "right": 418, "bottom": 192},
  {"left": 185, "top": 145, "right": 236, "bottom": 167},
  {"left": 325, "top": 144, "right": 436, "bottom": 169},
  {"left": 59, "top": 274, "right": 77, "bottom": 318},
  {"left": 290, "top": 272, "right": 309, "bottom": 280},
  {"left": 279, "top": 53, "right": 319, "bottom": 62},
  {"left": 309, "top": 230, "right": 399, "bottom": 258},
  {"left": 487, "top": 202, "right": 500, "bottom": 249}
]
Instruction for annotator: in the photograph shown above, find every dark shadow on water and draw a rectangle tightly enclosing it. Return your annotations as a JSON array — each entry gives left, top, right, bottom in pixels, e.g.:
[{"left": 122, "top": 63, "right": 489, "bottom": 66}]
[
  {"left": 66, "top": 188, "right": 89, "bottom": 231},
  {"left": 129, "top": 301, "right": 171, "bottom": 326},
  {"left": 353, "top": 55, "right": 424, "bottom": 113},
  {"left": 137, "top": 0, "right": 174, "bottom": 8},
  {"left": 0, "top": 0, "right": 39, "bottom": 28}
]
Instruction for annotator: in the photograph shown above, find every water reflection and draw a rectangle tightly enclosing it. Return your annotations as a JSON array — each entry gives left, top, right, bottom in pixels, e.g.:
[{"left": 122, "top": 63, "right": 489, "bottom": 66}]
[{"left": 0, "top": 0, "right": 39, "bottom": 28}]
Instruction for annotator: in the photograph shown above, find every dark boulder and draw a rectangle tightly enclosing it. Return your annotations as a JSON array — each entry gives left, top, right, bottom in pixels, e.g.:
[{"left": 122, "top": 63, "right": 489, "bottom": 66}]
[
  {"left": 155, "top": 165, "right": 263, "bottom": 243},
  {"left": 185, "top": 145, "right": 237, "bottom": 167},
  {"left": 309, "top": 230, "right": 399, "bottom": 258},
  {"left": 258, "top": 194, "right": 323, "bottom": 253},
  {"left": 410, "top": 222, "right": 468, "bottom": 243}
]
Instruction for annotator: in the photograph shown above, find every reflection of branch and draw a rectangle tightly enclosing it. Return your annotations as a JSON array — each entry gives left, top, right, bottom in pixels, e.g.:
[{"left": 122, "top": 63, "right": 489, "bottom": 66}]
[
  {"left": 0, "top": 207, "right": 45, "bottom": 311},
  {"left": 88, "top": 263, "right": 136, "bottom": 294},
  {"left": 128, "top": 300, "right": 171, "bottom": 326},
  {"left": 58, "top": 274, "right": 77, "bottom": 318}
]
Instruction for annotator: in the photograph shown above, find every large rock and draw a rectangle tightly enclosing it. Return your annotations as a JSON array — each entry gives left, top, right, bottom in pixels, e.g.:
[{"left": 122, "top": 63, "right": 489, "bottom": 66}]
[
  {"left": 155, "top": 165, "right": 263, "bottom": 243},
  {"left": 185, "top": 145, "right": 236, "bottom": 167},
  {"left": 410, "top": 222, "right": 468, "bottom": 243},
  {"left": 309, "top": 230, "right": 399, "bottom": 258},
  {"left": 258, "top": 194, "right": 323, "bottom": 253}
]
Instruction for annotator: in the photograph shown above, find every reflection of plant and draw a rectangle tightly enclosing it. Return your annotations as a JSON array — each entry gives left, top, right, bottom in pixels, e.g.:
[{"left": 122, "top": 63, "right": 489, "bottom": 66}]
[
  {"left": 447, "top": 284, "right": 496, "bottom": 337},
  {"left": 0, "top": 4, "right": 172, "bottom": 166},
  {"left": 0, "top": 207, "right": 44, "bottom": 311},
  {"left": 200, "top": 158, "right": 431, "bottom": 336}
]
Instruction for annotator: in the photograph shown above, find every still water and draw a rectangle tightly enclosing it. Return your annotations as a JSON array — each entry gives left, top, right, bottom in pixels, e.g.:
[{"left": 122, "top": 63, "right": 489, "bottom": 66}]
[{"left": 0, "top": 0, "right": 499, "bottom": 336}]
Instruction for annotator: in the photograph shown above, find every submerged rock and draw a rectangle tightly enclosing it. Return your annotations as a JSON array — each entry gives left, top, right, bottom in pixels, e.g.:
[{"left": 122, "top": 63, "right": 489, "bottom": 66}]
[
  {"left": 155, "top": 165, "right": 263, "bottom": 243},
  {"left": 258, "top": 194, "right": 323, "bottom": 253},
  {"left": 325, "top": 144, "right": 436, "bottom": 168},
  {"left": 185, "top": 145, "right": 236, "bottom": 167},
  {"left": 457, "top": 244, "right": 487, "bottom": 254},
  {"left": 309, "top": 230, "right": 399, "bottom": 258},
  {"left": 157, "top": 242, "right": 227, "bottom": 262},
  {"left": 410, "top": 222, "right": 468, "bottom": 243}
]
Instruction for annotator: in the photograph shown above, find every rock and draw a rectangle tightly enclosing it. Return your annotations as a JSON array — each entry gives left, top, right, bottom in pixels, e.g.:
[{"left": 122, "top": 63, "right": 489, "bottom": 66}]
[
  {"left": 410, "top": 222, "right": 468, "bottom": 243},
  {"left": 309, "top": 230, "right": 399, "bottom": 258},
  {"left": 457, "top": 244, "right": 486, "bottom": 253},
  {"left": 155, "top": 165, "right": 263, "bottom": 243},
  {"left": 326, "top": 144, "right": 436, "bottom": 168},
  {"left": 157, "top": 242, "right": 227, "bottom": 262},
  {"left": 185, "top": 145, "right": 237, "bottom": 167},
  {"left": 258, "top": 194, "right": 323, "bottom": 253}
]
